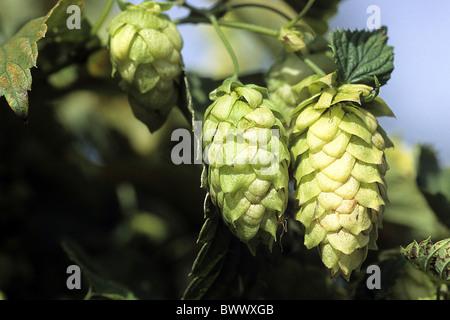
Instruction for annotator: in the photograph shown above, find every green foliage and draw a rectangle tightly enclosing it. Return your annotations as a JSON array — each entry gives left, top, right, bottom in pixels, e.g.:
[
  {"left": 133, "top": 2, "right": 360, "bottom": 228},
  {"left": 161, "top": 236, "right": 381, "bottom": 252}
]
[
  {"left": 0, "top": 0, "right": 98, "bottom": 120},
  {"left": 331, "top": 27, "right": 394, "bottom": 87},
  {"left": 182, "top": 199, "right": 236, "bottom": 299},
  {"left": 401, "top": 237, "right": 450, "bottom": 285},
  {"left": 382, "top": 142, "right": 446, "bottom": 239},
  {"left": 0, "top": 6, "right": 49, "bottom": 119},
  {"left": 416, "top": 145, "right": 450, "bottom": 229},
  {"left": 0, "top": 0, "right": 449, "bottom": 302},
  {"left": 62, "top": 240, "right": 138, "bottom": 300}
]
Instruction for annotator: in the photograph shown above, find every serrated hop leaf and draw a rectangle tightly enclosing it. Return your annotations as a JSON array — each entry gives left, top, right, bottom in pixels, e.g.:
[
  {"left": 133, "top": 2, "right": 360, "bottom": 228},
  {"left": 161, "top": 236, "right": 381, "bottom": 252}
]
[
  {"left": 265, "top": 51, "right": 335, "bottom": 117},
  {"left": 401, "top": 237, "right": 450, "bottom": 285},
  {"left": 290, "top": 73, "right": 395, "bottom": 280},
  {"left": 202, "top": 78, "right": 290, "bottom": 253},
  {"left": 108, "top": 2, "right": 183, "bottom": 131}
]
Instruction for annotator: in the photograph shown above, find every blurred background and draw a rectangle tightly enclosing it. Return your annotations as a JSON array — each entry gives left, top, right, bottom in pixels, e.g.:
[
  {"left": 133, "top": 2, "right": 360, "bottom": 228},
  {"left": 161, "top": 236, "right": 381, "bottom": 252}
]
[{"left": 0, "top": 0, "right": 449, "bottom": 300}]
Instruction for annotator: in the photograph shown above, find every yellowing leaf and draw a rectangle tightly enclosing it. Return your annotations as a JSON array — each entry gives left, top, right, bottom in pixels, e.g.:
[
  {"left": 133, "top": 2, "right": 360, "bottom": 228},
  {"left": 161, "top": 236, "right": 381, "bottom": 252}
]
[
  {"left": 0, "top": 15, "right": 48, "bottom": 120},
  {"left": 0, "top": 0, "right": 77, "bottom": 120}
]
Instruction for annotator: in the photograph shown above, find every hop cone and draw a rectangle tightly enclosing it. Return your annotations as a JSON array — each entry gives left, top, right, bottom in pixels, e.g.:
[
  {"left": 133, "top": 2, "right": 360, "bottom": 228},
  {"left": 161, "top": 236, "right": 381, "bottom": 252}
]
[
  {"left": 202, "top": 79, "right": 290, "bottom": 253},
  {"left": 108, "top": 2, "right": 183, "bottom": 131},
  {"left": 290, "top": 73, "right": 393, "bottom": 279}
]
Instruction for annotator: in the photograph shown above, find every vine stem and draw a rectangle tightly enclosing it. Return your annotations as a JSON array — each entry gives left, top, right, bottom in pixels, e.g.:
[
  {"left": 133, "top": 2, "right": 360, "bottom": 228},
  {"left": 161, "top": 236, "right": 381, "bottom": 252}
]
[
  {"left": 84, "top": 287, "right": 93, "bottom": 300},
  {"left": 207, "top": 14, "right": 240, "bottom": 81},
  {"left": 174, "top": 16, "right": 279, "bottom": 38},
  {"left": 303, "top": 57, "right": 326, "bottom": 76},
  {"left": 91, "top": 0, "right": 115, "bottom": 36},
  {"left": 177, "top": 0, "right": 325, "bottom": 78},
  {"left": 284, "top": 0, "right": 316, "bottom": 29},
  {"left": 218, "top": 20, "right": 278, "bottom": 37},
  {"left": 225, "top": 3, "right": 292, "bottom": 21}
]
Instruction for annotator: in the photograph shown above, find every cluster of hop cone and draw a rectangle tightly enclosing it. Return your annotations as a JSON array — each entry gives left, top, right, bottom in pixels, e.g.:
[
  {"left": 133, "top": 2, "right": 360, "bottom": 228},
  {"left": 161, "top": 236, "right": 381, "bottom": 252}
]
[{"left": 108, "top": 2, "right": 395, "bottom": 280}]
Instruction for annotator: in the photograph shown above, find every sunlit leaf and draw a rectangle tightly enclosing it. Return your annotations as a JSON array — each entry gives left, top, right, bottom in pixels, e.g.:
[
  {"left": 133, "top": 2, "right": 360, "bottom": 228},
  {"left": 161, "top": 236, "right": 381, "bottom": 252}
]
[{"left": 331, "top": 27, "right": 394, "bottom": 87}]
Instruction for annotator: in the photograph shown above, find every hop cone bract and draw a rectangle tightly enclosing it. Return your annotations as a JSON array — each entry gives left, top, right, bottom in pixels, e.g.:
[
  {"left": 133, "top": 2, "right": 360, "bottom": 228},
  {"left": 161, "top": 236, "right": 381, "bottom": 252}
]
[
  {"left": 108, "top": 2, "right": 183, "bottom": 131},
  {"left": 202, "top": 79, "right": 290, "bottom": 253},
  {"left": 290, "top": 73, "right": 393, "bottom": 279}
]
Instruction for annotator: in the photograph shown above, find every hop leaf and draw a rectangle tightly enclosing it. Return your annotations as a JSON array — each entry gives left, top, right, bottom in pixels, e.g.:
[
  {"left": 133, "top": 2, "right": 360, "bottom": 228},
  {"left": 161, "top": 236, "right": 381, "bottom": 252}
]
[
  {"left": 331, "top": 27, "right": 394, "bottom": 87},
  {"left": 0, "top": 0, "right": 93, "bottom": 121},
  {"left": 0, "top": 7, "right": 52, "bottom": 120}
]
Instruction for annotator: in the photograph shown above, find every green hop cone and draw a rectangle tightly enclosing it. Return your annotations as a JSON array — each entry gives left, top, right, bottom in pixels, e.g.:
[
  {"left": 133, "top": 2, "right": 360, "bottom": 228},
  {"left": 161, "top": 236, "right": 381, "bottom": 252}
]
[
  {"left": 202, "top": 79, "right": 290, "bottom": 253},
  {"left": 108, "top": 1, "right": 183, "bottom": 131},
  {"left": 290, "top": 73, "right": 394, "bottom": 280}
]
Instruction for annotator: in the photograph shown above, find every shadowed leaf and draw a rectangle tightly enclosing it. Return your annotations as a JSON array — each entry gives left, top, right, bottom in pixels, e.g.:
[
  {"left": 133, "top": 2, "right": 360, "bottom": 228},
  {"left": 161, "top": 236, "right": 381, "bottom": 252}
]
[{"left": 62, "top": 239, "right": 138, "bottom": 300}]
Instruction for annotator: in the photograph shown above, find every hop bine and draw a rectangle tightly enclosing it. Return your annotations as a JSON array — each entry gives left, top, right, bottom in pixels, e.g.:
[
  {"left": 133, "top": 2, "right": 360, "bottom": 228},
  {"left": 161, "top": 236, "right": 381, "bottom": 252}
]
[
  {"left": 290, "top": 72, "right": 394, "bottom": 280},
  {"left": 108, "top": 1, "right": 183, "bottom": 131},
  {"left": 202, "top": 79, "right": 290, "bottom": 253}
]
